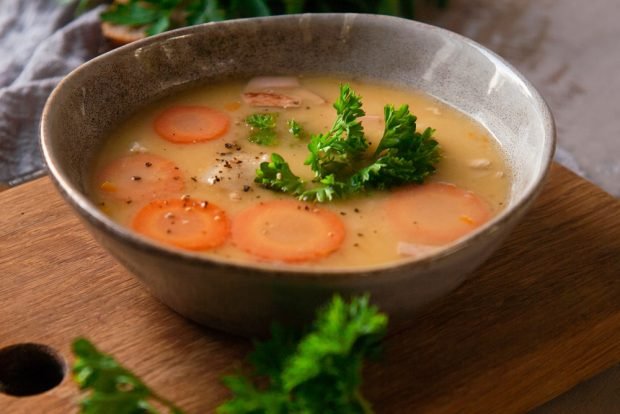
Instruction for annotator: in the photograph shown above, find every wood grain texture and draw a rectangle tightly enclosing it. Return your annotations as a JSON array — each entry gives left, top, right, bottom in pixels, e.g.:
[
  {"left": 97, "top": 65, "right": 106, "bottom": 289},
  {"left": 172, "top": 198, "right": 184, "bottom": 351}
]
[{"left": 0, "top": 164, "right": 619, "bottom": 413}]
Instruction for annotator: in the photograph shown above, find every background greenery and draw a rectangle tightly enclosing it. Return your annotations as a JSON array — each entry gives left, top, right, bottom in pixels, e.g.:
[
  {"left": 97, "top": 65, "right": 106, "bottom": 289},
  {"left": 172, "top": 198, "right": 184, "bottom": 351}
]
[{"left": 71, "top": 0, "right": 448, "bottom": 36}]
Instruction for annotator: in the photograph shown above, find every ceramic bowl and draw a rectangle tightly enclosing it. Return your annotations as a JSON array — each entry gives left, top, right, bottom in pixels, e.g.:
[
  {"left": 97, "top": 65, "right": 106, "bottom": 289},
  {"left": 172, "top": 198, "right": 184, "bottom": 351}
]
[{"left": 41, "top": 14, "right": 555, "bottom": 335}]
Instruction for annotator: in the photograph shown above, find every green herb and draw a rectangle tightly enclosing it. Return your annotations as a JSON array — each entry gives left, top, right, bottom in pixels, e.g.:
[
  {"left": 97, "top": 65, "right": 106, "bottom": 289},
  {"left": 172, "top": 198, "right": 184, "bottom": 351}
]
[
  {"left": 186, "top": 0, "right": 226, "bottom": 25},
  {"left": 71, "top": 295, "right": 387, "bottom": 413},
  {"left": 287, "top": 119, "right": 305, "bottom": 139},
  {"left": 350, "top": 104, "right": 441, "bottom": 190},
  {"left": 72, "top": 338, "right": 184, "bottom": 413},
  {"left": 217, "top": 295, "right": 388, "bottom": 414},
  {"left": 70, "top": 0, "right": 104, "bottom": 14},
  {"left": 255, "top": 153, "right": 305, "bottom": 195},
  {"left": 98, "top": 0, "right": 225, "bottom": 35},
  {"left": 305, "top": 84, "right": 368, "bottom": 178},
  {"left": 255, "top": 84, "right": 441, "bottom": 202},
  {"left": 246, "top": 113, "right": 279, "bottom": 146},
  {"left": 69, "top": 1, "right": 448, "bottom": 38},
  {"left": 304, "top": 84, "right": 365, "bottom": 180}
]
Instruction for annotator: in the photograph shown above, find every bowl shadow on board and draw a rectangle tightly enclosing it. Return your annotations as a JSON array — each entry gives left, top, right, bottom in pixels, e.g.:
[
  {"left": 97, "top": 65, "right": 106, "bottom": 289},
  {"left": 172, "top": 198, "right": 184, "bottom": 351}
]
[{"left": 40, "top": 13, "right": 555, "bottom": 336}]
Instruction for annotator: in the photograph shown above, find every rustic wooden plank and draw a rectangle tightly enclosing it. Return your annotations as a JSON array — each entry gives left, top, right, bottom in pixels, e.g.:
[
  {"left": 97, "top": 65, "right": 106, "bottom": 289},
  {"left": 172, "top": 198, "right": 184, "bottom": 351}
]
[{"left": 0, "top": 164, "right": 619, "bottom": 413}]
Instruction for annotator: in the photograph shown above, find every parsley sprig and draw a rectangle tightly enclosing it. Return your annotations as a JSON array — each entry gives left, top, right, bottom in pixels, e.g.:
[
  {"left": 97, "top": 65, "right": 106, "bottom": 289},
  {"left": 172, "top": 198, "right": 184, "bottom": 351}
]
[
  {"left": 72, "top": 1, "right": 448, "bottom": 37},
  {"left": 72, "top": 338, "right": 184, "bottom": 413},
  {"left": 71, "top": 295, "right": 387, "bottom": 413},
  {"left": 101, "top": 0, "right": 226, "bottom": 36},
  {"left": 256, "top": 153, "right": 306, "bottom": 195},
  {"left": 254, "top": 84, "right": 441, "bottom": 202},
  {"left": 218, "top": 295, "right": 388, "bottom": 413},
  {"left": 305, "top": 84, "right": 369, "bottom": 178}
]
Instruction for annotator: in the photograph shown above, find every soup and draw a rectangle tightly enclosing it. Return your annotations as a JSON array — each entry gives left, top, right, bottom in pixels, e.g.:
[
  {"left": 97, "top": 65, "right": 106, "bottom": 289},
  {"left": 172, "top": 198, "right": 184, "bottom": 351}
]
[{"left": 90, "top": 76, "right": 510, "bottom": 269}]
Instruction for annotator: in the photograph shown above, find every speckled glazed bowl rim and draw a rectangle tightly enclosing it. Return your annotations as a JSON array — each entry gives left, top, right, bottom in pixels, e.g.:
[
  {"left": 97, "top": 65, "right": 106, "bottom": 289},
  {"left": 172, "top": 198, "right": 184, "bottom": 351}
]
[{"left": 41, "top": 13, "right": 556, "bottom": 279}]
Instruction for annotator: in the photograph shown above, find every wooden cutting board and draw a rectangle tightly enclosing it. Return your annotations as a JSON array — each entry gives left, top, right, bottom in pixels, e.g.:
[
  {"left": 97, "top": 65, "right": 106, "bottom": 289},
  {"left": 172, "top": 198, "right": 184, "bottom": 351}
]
[{"left": 1, "top": 163, "right": 619, "bottom": 414}]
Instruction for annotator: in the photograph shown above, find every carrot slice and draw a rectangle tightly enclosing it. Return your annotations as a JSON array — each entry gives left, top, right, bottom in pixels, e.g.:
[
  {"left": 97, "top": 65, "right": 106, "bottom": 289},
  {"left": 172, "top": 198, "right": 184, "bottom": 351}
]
[
  {"left": 154, "top": 105, "right": 230, "bottom": 143},
  {"left": 231, "top": 200, "right": 345, "bottom": 263},
  {"left": 386, "top": 182, "right": 492, "bottom": 245},
  {"left": 132, "top": 198, "right": 229, "bottom": 251},
  {"left": 95, "top": 153, "right": 184, "bottom": 203}
]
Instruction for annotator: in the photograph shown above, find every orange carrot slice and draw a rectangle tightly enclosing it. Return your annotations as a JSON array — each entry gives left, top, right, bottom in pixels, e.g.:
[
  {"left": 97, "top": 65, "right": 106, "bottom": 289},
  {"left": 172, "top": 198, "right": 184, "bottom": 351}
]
[
  {"left": 95, "top": 153, "right": 184, "bottom": 203},
  {"left": 132, "top": 198, "right": 229, "bottom": 251},
  {"left": 154, "top": 105, "right": 230, "bottom": 143},
  {"left": 386, "top": 182, "right": 492, "bottom": 245},
  {"left": 231, "top": 200, "right": 345, "bottom": 263}
]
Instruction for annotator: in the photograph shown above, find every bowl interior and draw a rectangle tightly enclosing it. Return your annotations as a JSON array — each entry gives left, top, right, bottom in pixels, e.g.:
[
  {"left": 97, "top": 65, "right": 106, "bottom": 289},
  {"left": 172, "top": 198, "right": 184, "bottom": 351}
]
[{"left": 42, "top": 13, "right": 554, "bottom": 260}]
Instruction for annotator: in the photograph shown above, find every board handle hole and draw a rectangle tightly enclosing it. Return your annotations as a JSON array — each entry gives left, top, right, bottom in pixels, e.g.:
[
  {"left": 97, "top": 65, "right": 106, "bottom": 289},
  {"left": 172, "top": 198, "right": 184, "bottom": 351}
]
[{"left": 0, "top": 343, "right": 66, "bottom": 397}]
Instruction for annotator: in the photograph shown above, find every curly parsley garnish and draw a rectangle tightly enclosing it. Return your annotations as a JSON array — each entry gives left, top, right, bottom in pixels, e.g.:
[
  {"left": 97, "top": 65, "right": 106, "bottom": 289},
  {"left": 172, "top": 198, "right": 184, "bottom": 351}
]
[
  {"left": 255, "top": 153, "right": 305, "bottom": 195},
  {"left": 305, "top": 84, "right": 369, "bottom": 178},
  {"left": 255, "top": 84, "right": 441, "bottom": 202}
]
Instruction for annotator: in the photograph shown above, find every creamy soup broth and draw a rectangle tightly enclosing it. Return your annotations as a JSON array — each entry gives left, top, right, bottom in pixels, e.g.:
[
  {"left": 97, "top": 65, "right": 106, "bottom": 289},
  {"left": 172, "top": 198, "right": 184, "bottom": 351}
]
[{"left": 90, "top": 76, "right": 510, "bottom": 269}]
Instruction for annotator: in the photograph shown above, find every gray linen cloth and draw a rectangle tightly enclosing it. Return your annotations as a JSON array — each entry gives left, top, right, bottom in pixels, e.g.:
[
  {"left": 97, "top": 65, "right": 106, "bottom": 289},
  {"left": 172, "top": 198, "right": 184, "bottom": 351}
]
[{"left": 0, "top": 0, "right": 109, "bottom": 185}]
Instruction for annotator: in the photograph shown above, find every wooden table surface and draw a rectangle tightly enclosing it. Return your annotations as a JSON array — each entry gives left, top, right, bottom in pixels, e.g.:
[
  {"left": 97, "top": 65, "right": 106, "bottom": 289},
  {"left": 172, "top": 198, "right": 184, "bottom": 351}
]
[{"left": 0, "top": 164, "right": 619, "bottom": 413}]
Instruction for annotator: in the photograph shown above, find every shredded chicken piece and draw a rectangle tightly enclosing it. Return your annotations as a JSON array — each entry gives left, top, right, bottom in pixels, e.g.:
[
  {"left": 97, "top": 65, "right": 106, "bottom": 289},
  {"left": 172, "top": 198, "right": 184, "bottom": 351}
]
[
  {"left": 242, "top": 92, "right": 301, "bottom": 108},
  {"left": 468, "top": 158, "right": 491, "bottom": 169},
  {"left": 291, "top": 88, "right": 326, "bottom": 105},
  {"left": 129, "top": 142, "right": 148, "bottom": 153},
  {"left": 245, "top": 76, "right": 300, "bottom": 91},
  {"left": 242, "top": 76, "right": 325, "bottom": 107},
  {"left": 396, "top": 242, "right": 439, "bottom": 258},
  {"left": 200, "top": 153, "right": 269, "bottom": 188}
]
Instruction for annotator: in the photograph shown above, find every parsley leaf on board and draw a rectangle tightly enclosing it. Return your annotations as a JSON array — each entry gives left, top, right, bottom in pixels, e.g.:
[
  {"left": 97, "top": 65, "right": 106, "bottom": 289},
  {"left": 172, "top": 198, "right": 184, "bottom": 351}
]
[
  {"left": 246, "top": 112, "right": 279, "bottom": 146},
  {"left": 72, "top": 338, "right": 184, "bottom": 414},
  {"left": 217, "top": 295, "right": 388, "bottom": 414},
  {"left": 70, "top": 295, "right": 387, "bottom": 413}
]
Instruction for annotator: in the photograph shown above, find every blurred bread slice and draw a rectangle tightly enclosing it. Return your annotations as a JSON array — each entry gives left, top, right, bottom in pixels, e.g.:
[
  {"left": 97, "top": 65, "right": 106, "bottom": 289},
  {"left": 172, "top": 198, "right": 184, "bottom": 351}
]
[
  {"left": 101, "top": 21, "right": 146, "bottom": 45},
  {"left": 100, "top": 0, "right": 145, "bottom": 46}
]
